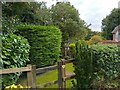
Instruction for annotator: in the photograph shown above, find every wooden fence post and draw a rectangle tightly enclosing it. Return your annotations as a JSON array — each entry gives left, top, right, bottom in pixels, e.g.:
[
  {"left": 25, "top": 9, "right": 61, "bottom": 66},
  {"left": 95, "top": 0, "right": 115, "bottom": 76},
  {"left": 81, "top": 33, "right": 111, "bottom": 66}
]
[
  {"left": 58, "top": 61, "right": 63, "bottom": 89},
  {"left": 61, "top": 60, "right": 66, "bottom": 89},
  {"left": 27, "top": 64, "right": 36, "bottom": 88}
]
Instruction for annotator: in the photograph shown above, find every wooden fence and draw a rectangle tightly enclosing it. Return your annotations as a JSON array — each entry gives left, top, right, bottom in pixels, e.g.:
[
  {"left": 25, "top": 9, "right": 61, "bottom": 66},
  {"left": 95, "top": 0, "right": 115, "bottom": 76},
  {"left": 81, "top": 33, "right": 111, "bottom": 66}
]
[
  {"left": 0, "top": 59, "right": 75, "bottom": 88},
  {"left": 0, "top": 64, "right": 36, "bottom": 88}
]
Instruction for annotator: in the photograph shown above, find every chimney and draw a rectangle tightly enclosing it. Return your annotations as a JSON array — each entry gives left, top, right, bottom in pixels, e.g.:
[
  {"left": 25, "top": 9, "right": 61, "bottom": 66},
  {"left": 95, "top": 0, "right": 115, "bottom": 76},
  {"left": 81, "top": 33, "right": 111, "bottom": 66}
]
[{"left": 118, "top": 1, "right": 120, "bottom": 8}]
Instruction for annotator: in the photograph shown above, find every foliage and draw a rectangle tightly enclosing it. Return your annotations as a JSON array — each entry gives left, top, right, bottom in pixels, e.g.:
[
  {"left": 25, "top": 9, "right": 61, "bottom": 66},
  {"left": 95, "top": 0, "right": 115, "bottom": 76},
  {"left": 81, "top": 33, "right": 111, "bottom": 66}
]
[
  {"left": 85, "top": 30, "right": 102, "bottom": 40},
  {"left": 102, "top": 8, "right": 120, "bottom": 40},
  {"left": 2, "top": 2, "right": 91, "bottom": 58},
  {"left": 68, "top": 43, "right": 76, "bottom": 58},
  {"left": 73, "top": 40, "right": 93, "bottom": 89},
  {"left": 50, "top": 2, "right": 88, "bottom": 44},
  {"left": 91, "top": 44, "right": 120, "bottom": 79},
  {"left": 2, "top": 15, "right": 21, "bottom": 34},
  {"left": 90, "top": 44, "right": 120, "bottom": 88},
  {"left": 17, "top": 25, "right": 61, "bottom": 68},
  {"left": 2, "top": 2, "right": 51, "bottom": 25},
  {"left": 87, "top": 35, "right": 102, "bottom": 45},
  {"left": 1, "top": 34, "right": 30, "bottom": 88},
  {"left": 72, "top": 41, "right": 120, "bottom": 88}
]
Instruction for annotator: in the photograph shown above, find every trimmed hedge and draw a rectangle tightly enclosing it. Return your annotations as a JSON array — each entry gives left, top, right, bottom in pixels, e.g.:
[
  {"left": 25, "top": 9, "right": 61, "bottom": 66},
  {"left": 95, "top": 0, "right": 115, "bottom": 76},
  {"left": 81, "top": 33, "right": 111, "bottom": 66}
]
[
  {"left": 91, "top": 44, "right": 120, "bottom": 79},
  {"left": 72, "top": 40, "right": 120, "bottom": 88},
  {"left": 17, "top": 25, "right": 62, "bottom": 68},
  {"left": 1, "top": 34, "right": 30, "bottom": 87}
]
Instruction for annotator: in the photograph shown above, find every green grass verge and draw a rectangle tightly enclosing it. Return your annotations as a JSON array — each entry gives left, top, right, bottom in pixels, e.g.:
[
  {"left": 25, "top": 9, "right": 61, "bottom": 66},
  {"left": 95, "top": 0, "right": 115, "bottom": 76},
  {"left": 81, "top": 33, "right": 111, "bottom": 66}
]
[{"left": 17, "top": 63, "right": 75, "bottom": 88}]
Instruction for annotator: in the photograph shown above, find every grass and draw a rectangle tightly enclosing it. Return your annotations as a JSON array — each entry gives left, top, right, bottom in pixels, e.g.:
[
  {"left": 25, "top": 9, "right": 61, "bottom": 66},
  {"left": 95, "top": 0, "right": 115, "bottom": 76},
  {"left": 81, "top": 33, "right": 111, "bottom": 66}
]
[{"left": 17, "top": 63, "right": 76, "bottom": 88}]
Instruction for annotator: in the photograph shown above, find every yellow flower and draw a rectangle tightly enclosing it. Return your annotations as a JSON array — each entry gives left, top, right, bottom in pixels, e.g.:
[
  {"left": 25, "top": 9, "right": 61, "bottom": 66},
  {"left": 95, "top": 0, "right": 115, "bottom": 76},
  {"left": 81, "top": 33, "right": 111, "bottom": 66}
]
[
  {"left": 18, "top": 84, "right": 23, "bottom": 88},
  {"left": 11, "top": 84, "right": 17, "bottom": 88},
  {"left": 5, "top": 86, "right": 10, "bottom": 88}
]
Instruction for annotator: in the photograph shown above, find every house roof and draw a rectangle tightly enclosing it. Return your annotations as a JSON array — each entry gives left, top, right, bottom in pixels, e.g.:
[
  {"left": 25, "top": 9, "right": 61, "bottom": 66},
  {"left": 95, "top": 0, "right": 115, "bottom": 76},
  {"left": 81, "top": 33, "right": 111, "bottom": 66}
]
[{"left": 112, "top": 25, "right": 120, "bottom": 33}]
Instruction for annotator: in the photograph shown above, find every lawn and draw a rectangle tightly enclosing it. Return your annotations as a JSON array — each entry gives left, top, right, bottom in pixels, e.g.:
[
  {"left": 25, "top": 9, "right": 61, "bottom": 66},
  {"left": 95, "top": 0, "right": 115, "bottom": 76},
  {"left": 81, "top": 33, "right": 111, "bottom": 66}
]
[{"left": 17, "top": 63, "right": 76, "bottom": 88}]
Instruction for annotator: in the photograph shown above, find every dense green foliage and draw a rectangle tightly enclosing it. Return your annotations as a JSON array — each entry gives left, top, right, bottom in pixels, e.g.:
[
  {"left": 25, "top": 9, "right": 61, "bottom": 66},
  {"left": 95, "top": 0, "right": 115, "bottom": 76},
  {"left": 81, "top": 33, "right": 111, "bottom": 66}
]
[
  {"left": 2, "top": 16, "right": 21, "bottom": 34},
  {"left": 73, "top": 40, "right": 93, "bottom": 89},
  {"left": 2, "top": 2, "right": 91, "bottom": 58},
  {"left": 1, "top": 34, "right": 30, "bottom": 87},
  {"left": 17, "top": 25, "right": 61, "bottom": 68},
  {"left": 2, "top": 2, "right": 50, "bottom": 25},
  {"left": 50, "top": 2, "right": 88, "bottom": 44},
  {"left": 102, "top": 8, "right": 120, "bottom": 40},
  {"left": 91, "top": 44, "right": 120, "bottom": 79},
  {"left": 72, "top": 41, "right": 120, "bottom": 88}
]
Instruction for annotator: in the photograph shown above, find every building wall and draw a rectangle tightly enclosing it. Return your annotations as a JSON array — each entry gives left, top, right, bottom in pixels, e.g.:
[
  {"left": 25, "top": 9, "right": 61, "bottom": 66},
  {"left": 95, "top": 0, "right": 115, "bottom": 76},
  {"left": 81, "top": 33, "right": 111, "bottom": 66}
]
[
  {"left": 116, "top": 30, "right": 120, "bottom": 41},
  {"left": 113, "top": 33, "right": 116, "bottom": 41}
]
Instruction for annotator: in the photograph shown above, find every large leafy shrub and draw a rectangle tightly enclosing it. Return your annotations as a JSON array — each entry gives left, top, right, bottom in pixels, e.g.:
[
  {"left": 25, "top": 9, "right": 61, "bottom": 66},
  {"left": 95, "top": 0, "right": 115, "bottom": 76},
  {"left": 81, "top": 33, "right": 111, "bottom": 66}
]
[
  {"left": 17, "top": 25, "right": 61, "bottom": 68},
  {"left": 91, "top": 44, "right": 120, "bottom": 88},
  {"left": 1, "top": 34, "right": 30, "bottom": 88},
  {"left": 72, "top": 41, "right": 120, "bottom": 89}
]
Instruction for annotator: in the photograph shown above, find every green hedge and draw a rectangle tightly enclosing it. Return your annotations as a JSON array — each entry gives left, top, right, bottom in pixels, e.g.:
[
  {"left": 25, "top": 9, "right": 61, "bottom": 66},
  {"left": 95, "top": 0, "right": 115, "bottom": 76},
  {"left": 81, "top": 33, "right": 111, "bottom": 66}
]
[
  {"left": 1, "top": 34, "right": 30, "bottom": 88},
  {"left": 91, "top": 44, "right": 120, "bottom": 88},
  {"left": 17, "top": 25, "right": 62, "bottom": 68},
  {"left": 72, "top": 40, "right": 120, "bottom": 88}
]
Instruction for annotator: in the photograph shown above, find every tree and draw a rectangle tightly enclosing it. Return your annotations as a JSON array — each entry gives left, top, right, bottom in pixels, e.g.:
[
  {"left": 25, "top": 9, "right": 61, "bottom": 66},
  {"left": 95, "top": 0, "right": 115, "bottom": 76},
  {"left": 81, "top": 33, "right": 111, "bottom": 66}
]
[
  {"left": 2, "top": 2, "right": 51, "bottom": 25},
  {"left": 102, "top": 8, "right": 120, "bottom": 40},
  {"left": 50, "top": 2, "right": 87, "bottom": 44}
]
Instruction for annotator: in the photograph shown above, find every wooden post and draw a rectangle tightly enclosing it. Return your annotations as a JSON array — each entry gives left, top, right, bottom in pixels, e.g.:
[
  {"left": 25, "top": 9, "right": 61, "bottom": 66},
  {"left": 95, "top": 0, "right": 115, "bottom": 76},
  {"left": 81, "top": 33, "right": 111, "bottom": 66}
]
[
  {"left": 58, "top": 61, "right": 63, "bottom": 89},
  {"left": 27, "top": 64, "right": 36, "bottom": 88},
  {"left": 62, "top": 60, "right": 66, "bottom": 89}
]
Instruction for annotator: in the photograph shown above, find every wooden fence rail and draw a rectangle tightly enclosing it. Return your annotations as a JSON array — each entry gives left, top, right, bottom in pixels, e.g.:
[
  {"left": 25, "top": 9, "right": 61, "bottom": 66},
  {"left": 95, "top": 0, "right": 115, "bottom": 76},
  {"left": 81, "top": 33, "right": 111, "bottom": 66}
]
[
  {"left": 0, "top": 64, "right": 36, "bottom": 88},
  {"left": 36, "top": 65, "right": 57, "bottom": 74}
]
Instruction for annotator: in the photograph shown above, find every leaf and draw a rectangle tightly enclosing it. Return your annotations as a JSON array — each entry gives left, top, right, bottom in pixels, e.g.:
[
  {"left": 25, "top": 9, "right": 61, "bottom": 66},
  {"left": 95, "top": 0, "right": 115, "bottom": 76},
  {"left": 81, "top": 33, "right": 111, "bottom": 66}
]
[{"left": 3, "top": 61, "right": 11, "bottom": 65}]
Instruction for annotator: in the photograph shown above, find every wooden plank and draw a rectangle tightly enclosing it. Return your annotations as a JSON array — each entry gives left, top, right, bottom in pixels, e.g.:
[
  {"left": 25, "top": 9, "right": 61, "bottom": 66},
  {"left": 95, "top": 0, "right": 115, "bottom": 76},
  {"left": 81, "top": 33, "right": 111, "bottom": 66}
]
[
  {"left": 0, "top": 66, "right": 31, "bottom": 74},
  {"left": 62, "top": 59, "right": 75, "bottom": 64},
  {"left": 36, "top": 65, "right": 57, "bottom": 74}
]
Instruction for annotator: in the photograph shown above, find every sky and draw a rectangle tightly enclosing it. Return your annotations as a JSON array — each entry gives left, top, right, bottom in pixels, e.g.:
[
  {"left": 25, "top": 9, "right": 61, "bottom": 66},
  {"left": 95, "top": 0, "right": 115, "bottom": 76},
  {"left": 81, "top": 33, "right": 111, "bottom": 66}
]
[{"left": 36, "top": 0, "right": 120, "bottom": 32}]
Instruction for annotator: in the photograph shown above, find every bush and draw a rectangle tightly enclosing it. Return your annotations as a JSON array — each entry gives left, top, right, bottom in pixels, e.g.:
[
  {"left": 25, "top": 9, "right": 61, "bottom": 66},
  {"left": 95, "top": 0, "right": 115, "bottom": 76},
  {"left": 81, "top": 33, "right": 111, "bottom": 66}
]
[
  {"left": 91, "top": 44, "right": 120, "bottom": 88},
  {"left": 88, "top": 35, "right": 102, "bottom": 45},
  {"left": 17, "top": 25, "right": 62, "bottom": 68},
  {"left": 73, "top": 40, "right": 93, "bottom": 89},
  {"left": 72, "top": 41, "right": 120, "bottom": 89},
  {"left": 1, "top": 34, "right": 30, "bottom": 88}
]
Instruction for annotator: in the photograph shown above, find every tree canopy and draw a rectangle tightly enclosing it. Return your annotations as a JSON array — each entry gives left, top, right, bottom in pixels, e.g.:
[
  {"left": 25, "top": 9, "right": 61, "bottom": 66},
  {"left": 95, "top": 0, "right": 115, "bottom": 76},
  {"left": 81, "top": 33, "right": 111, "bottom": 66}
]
[
  {"left": 50, "top": 2, "right": 89, "bottom": 44},
  {"left": 102, "top": 8, "right": 120, "bottom": 40}
]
